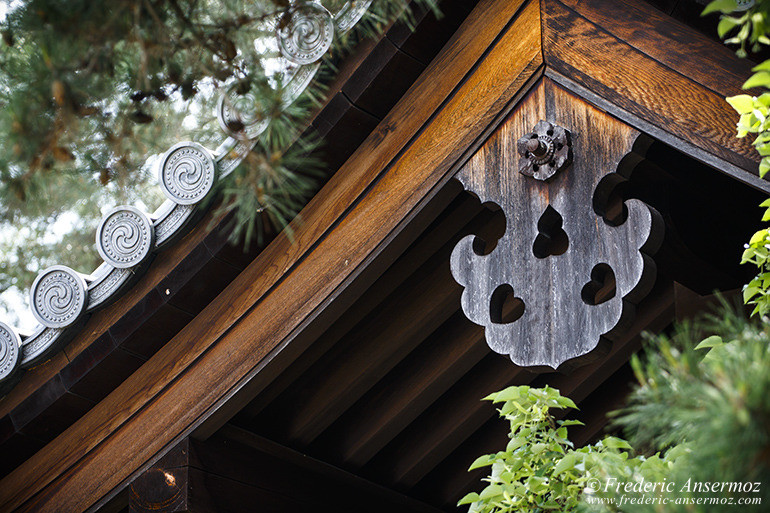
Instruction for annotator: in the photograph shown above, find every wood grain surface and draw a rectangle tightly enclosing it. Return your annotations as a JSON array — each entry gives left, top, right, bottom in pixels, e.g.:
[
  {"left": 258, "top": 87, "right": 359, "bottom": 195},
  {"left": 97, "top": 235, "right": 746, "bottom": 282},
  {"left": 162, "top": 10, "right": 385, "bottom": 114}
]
[
  {"left": 0, "top": 0, "right": 541, "bottom": 510},
  {"left": 451, "top": 80, "right": 662, "bottom": 369},
  {"left": 3, "top": 1, "right": 761, "bottom": 510},
  {"left": 543, "top": 0, "right": 761, "bottom": 180}
]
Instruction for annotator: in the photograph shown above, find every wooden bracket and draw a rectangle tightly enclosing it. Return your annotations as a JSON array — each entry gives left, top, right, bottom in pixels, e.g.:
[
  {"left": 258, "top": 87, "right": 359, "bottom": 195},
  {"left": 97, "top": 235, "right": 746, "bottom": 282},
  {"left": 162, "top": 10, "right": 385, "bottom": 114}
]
[{"left": 450, "top": 80, "right": 663, "bottom": 370}]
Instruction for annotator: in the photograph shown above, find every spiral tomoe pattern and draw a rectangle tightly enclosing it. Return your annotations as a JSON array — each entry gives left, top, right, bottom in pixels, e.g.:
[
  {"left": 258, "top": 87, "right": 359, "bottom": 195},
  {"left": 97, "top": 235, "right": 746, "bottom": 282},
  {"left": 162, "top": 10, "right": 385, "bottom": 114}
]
[
  {"left": 277, "top": 2, "right": 334, "bottom": 65},
  {"left": 0, "top": 0, "right": 378, "bottom": 389},
  {"left": 96, "top": 206, "right": 154, "bottom": 268},
  {"left": 217, "top": 85, "right": 270, "bottom": 141},
  {"left": 159, "top": 142, "right": 217, "bottom": 205},
  {"left": 0, "top": 322, "right": 20, "bottom": 381},
  {"left": 31, "top": 266, "right": 87, "bottom": 329}
]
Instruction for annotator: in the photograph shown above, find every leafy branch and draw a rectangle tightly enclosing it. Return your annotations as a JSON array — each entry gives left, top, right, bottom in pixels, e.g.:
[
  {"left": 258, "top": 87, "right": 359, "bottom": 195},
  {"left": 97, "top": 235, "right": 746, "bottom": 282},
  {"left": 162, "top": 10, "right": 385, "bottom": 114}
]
[{"left": 707, "top": 0, "right": 770, "bottom": 315}]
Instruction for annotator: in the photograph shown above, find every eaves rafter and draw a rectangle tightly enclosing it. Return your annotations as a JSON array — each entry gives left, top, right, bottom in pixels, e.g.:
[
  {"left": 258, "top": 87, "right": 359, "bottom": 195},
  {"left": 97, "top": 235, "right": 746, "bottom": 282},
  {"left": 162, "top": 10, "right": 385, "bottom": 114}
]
[{"left": 0, "top": 0, "right": 765, "bottom": 511}]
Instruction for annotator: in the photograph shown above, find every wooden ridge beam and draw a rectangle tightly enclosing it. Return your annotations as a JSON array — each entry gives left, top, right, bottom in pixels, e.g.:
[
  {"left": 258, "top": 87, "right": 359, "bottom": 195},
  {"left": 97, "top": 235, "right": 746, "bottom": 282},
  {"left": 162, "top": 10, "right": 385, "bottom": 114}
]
[{"left": 0, "top": 0, "right": 542, "bottom": 510}]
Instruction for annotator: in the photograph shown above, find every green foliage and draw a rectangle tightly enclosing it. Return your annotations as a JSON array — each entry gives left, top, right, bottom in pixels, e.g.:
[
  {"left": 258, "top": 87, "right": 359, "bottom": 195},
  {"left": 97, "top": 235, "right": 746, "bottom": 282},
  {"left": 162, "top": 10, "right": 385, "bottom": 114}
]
[
  {"left": 704, "top": 0, "right": 770, "bottom": 58},
  {"left": 740, "top": 200, "right": 770, "bottom": 315},
  {"left": 595, "top": 308, "right": 770, "bottom": 512},
  {"left": 462, "top": 313, "right": 770, "bottom": 513},
  {"left": 458, "top": 385, "right": 645, "bottom": 513},
  {"left": 726, "top": 92, "right": 770, "bottom": 178},
  {"left": 706, "top": 0, "right": 770, "bottom": 314},
  {"left": 578, "top": 445, "right": 688, "bottom": 513}
]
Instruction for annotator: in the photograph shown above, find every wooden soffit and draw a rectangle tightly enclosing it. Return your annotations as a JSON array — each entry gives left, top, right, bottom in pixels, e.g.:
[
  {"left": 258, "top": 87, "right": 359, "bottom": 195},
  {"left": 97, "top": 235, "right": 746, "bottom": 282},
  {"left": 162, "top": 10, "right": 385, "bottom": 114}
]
[{"left": 0, "top": 0, "right": 763, "bottom": 511}]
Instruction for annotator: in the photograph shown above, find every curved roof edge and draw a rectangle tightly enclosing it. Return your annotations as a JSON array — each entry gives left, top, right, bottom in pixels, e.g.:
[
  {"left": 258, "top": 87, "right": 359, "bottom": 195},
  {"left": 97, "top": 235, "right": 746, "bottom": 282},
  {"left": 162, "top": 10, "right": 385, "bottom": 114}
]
[{"left": 0, "top": 0, "right": 373, "bottom": 392}]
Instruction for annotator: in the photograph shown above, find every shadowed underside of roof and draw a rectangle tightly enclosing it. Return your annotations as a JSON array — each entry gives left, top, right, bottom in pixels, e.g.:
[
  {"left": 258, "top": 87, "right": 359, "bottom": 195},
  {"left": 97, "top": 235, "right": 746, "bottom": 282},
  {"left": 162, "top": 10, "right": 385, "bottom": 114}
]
[{"left": 0, "top": 0, "right": 767, "bottom": 511}]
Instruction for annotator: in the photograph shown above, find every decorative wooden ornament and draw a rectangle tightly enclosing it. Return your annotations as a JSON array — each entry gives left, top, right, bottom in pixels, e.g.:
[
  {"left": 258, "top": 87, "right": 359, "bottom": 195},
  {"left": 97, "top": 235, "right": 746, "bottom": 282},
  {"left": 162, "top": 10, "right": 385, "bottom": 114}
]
[
  {"left": 517, "top": 120, "right": 572, "bottom": 180},
  {"left": 450, "top": 81, "right": 663, "bottom": 370}
]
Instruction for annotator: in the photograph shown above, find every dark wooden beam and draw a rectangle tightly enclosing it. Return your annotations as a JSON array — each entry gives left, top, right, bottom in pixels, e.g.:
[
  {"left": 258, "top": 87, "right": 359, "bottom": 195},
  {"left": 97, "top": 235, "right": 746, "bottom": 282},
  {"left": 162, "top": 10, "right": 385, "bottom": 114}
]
[
  {"left": 263, "top": 251, "right": 463, "bottom": 444},
  {"left": 129, "top": 441, "right": 193, "bottom": 513},
  {"left": 129, "top": 430, "right": 444, "bottom": 513},
  {"left": 362, "top": 354, "right": 537, "bottom": 490},
  {"left": 542, "top": 0, "right": 768, "bottom": 192},
  {"left": 411, "top": 416, "right": 508, "bottom": 510},
  {"left": 258, "top": 207, "right": 504, "bottom": 447},
  {"left": 310, "top": 311, "right": 490, "bottom": 469},
  {"left": 567, "top": 363, "right": 635, "bottom": 448},
  {"left": 235, "top": 185, "right": 477, "bottom": 423},
  {"left": 0, "top": 0, "right": 542, "bottom": 509}
]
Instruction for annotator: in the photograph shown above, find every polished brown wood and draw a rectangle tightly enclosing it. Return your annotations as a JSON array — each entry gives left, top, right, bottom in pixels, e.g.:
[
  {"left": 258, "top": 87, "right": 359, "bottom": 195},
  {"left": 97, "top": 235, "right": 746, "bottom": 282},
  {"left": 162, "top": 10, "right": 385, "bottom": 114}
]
[
  {"left": 267, "top": 209, "right": 507, "bottom": 447},
  {"left": 235, "top": 183, "right": 473, "bottom": 424},
  {"left": 568, "top": 0, "right": 752, "bottom": 98},
  {"left": 0, "top": 0, "right": 541, "bottom": 510},
  {"left": 542, "top": 0, "right": 764, "bottom": 190}
]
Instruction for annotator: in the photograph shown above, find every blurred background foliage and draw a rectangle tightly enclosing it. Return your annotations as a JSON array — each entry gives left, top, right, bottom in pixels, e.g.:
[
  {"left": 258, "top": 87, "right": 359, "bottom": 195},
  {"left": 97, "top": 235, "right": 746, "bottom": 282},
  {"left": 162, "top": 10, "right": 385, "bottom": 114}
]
[{"left": 0, "top": 0, "right": 437, "bottom": 328}]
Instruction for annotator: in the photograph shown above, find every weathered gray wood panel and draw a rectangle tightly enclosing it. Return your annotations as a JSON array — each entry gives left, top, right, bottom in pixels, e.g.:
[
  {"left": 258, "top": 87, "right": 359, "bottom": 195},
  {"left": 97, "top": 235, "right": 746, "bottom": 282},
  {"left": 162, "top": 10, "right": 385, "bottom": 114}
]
[{"left": 450, "top": 80, "right": 663, "bottom": 369}]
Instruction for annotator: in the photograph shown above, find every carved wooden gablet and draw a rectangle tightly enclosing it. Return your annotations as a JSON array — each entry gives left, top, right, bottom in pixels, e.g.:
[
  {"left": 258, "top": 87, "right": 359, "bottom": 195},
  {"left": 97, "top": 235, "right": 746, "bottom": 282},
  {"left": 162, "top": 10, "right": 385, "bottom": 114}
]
[{"left": 450, "top": 80, "right": 663, "bottom": 370}]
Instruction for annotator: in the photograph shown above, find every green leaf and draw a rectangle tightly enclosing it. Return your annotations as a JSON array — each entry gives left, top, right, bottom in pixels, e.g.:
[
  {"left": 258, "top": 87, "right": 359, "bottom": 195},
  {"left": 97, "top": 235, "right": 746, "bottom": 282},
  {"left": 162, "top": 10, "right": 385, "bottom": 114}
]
[
  {"left": 469, "top": 454, "right": 495, "bottom": 471},
  {"left": 702, "top": 0, "right": 739, "bottom": 15},
  {"left": 727, "top": 94, "right": 756, "bottom": 113},
  {"left": 696, "top": 335, "right": 724, "bottom": 350},
  {"left": 753, "top": 60, "right": 770, "bottom": 73},
  {"left": 761, "top": 159, "right": 770, "bottom": 178},
  {"left": 719, "top": 16, "right": 742, "bottom": 37},
  {"left": 750, "top": 229, "right": 768, "bottom": 244},
  {"left": 488, "top": 386, "right": 522, "bottom": 403},
  {"left": 479, "top": 484, "right": 504, "bottom": 500},
  {"left": 457, "top": 492, "right": 480, "bottom": 506},
  {"left": 744, "top": 286, "right": 760, "bottom": 302},
  {"left": 553, "top": 453, "right": 577, "bottom": 476},
  {"left": 744, "top": 72, "right": 770, "bottom": 90},
  {"left": 507, "top": 436, "right": 526, "bottom": 452},
  {"left": 602, "top": 437, "right": 632, "bottom": 450}
]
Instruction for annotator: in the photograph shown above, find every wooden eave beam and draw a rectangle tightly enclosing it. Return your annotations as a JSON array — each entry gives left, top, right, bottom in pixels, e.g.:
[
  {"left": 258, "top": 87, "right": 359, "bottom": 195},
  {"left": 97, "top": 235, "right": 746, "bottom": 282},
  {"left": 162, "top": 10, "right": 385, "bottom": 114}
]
[
  {"left": 0, "top": 0, "right": 543, "bottom": 510},
  {"left": 0, "top": 0, "right": 763, "bottom": 510},
  {"left": 128, "top": 429, "right": 443, "bottom": 513},
  {"left": 0, "top": 0, "right": 447, "bottom": 434},
  {"left": 542, "top": 0, "right": 768, "bottom": 192}
]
